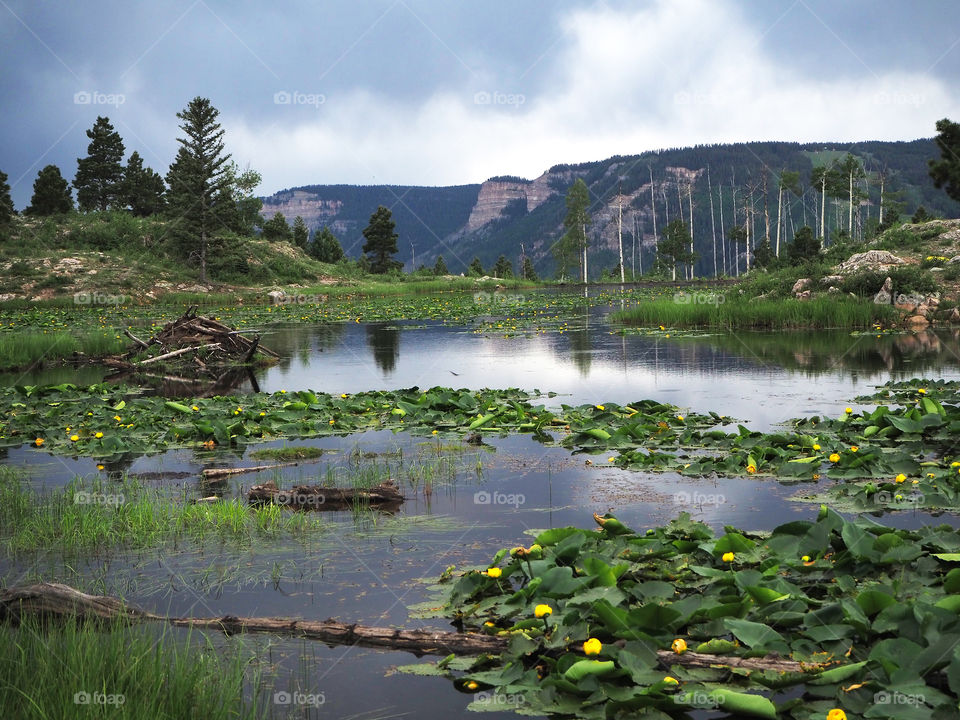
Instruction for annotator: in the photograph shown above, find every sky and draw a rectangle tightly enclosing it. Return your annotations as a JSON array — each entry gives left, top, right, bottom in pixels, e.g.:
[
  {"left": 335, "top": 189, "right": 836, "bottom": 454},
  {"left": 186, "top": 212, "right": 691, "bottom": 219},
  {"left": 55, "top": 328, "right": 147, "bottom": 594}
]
[{"left": 2, "top": 0, "right": 959, "bottom": 208}]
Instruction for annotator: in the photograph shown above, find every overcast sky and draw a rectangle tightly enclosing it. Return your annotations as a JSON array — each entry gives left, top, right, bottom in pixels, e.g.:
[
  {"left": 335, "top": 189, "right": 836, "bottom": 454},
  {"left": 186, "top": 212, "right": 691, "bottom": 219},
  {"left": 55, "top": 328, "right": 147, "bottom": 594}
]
[{"left": 2, "top": 0, "right": 959, "bottom": 207}]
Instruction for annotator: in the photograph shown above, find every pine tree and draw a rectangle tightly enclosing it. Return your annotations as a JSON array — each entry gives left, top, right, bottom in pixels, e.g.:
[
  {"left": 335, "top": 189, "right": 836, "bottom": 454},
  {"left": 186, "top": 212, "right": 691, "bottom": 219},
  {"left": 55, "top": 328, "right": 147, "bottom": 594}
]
[
  {"left": 74, "top": 116, "right": 125, "bottom": 211},
  {"left": 309, "top": 226, "right": 344, "bottom": 263},
  {"left": 433, "top": 255, "right": 448, "bottom": 275},
  {"left": 261, "top": 212, "right": 291, "bottom": 241},
  {"left": 361, "top": 206, "right": 401, "bottom": 274},
  {"left": 26, "top": 165, "right": 72, "bottom": 216},
  {"left": 657, "top": 220, "right": 693, "bottom": 281},
  {"left": 787, "top": 226, "right": 820, "bottom": 265},
  {"left": 292, "top": 216, "right": 309, "bottom": 248},
  {"left": 122, "top": 151, "right": 165, "bottom": 216},
  {"left": 0, "top": 170, "right": 14, "bottom": 224},
  {"left": 165, "top": 97, "right": 233, "bottom": 282},
  {"left": 493, "top": 255, "right": 513, "bottom": 278},
  {"left": 468, "top": 257, "right": 484, "bottom": 276},
  {"left": 522, "top": 256, "right": 537, "bottom": 281},
  {"left": 929, "top": 117, "right": 960, "bottom": 204}
]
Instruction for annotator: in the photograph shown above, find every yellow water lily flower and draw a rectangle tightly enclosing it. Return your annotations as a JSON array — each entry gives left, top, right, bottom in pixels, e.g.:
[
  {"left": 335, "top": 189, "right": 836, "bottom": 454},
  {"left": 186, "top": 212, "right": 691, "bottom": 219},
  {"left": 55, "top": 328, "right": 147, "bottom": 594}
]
[
  {"left": 722, "top": 552, "right": 735, "bottom": 563},
  {"left": 465, "top": 680, "right": 478, "bottom": 690},
  {"left": 850, "top": 446, "right": 859, "bottom": 452},
  {"left": 70, "top": 435, "right": 79, "bottom": 442},
  {"left": 34, "top": 438, "right": 44, "bottom": 446},
  {"left": 583, "top": 638, "right": 602, "bottom": 656},
  {"left": 192, "top": 405, "right": 199, "bottom": 411},
  {"left": 671, "top": 638, "right": 687, "bottom": 654},
  {"left": 596, "top": 404, "right": 605, "bottom": 411},
  {"left": 895, "top": 474, "right": 906, "bottom": 483},
  {"left": 534, "top": 604, "right": 553, "bottom": 618},
  {"left": 918, "top": 388, "right": 926, "bottom": 395},
  {"left": 677, "top": 415, "right": 684, "bottom": 422},
  {"left": 802, "top": 555, "right": 811, "bottom": 562},
  {"left": 829, "top": 453, "right": 841, "bottom": 463},
  {"left": 844, "top": 407, "right": 853, "bottom": 414},
  {"left": 486, "top": 567, "right": 502, "bottom": 579},
  {"left": 340, "top": 393, "right": 348, "bottom": 398},
  {"left": 746, "top": 464, "right": 757, "bottom": 473},
  {"left": 812, "top": 443, "right": 821, "bottom": 451},
  {"left": 663, "top": 676, "right": 679, "bottom": 685},
  {"left": 827, "top": 710, "right": 846, "bottom": 720}
]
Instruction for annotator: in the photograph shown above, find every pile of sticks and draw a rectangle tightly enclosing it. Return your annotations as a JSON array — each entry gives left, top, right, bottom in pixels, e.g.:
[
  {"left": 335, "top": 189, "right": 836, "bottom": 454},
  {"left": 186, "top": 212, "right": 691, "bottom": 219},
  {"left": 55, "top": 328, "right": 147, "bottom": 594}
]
[{"left": 105, "top": 307, "right": 277, "bottom": 373}]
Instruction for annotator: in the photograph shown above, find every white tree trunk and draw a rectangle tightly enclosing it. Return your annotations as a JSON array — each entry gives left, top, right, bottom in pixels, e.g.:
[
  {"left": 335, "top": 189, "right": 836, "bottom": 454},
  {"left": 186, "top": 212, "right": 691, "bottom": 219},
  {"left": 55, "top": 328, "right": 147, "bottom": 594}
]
[{"left": 617, "top": 192, "right": 625, "bottom": 283}]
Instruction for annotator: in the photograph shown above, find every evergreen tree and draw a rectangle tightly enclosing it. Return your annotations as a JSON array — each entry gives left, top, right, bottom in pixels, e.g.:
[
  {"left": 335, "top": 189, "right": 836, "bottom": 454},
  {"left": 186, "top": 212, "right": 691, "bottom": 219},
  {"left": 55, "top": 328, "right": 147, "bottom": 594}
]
[
  {"left": 433, "top": 255, "right": 448, "bottom": 275},
  {"left": 26, "top": 165, "right": 72, "bottom": 216},
  {"left": 929, "top": 118, "right": 960, "bottom": 204},
  {"left": 165, "top": 97, "right": 233, "bottom": 282},
  {"left": 292, "top": 216, "right": 309, "bottom": 248},
  {"left": 122, "top": 151, "right": 165, "bottom": 216},
  {"left": 521, "top": 256, "right": 537, "bottom": 281},
  {"left": 493, "top": 254, "right": 513, "bottom": 278},
  {"left": 309, "top": 226, "right": 344, "bottom": 263},
  {"left": 912, "top": 205, "right": 932, "bottom": 223},
  {"left": 563, "top": 178, "right": 591, "bottom": 282},
  {"left": 0, "top": 170, "right": 14, "bottom": 224},
  {"left": 787, "top": 226, "right": 820, "bottom": 265},
  {"left": 361, "top": 205, "right": 401, "bottom": 273},
  {"left": 261, "top": 212, "right": 291, "bottom": 241},
  {"left": 752, "top": 238, "right": 775, "bottom": 269},
  {"left": 657, "top": 220, "right": 693, "bottom": 281},
  {"left": 74, "top": 116, "right": 125, "bottom": 211},
  {"left": 468, "top": 257, "right": 484, "bottom": 276}
]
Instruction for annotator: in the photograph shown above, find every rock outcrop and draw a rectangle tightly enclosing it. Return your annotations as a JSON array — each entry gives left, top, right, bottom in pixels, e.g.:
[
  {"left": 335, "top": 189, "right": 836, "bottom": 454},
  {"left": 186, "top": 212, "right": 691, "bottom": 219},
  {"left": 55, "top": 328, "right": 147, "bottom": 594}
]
[{"left": 835, "top": 250, "right": 906, "bottom": 274}]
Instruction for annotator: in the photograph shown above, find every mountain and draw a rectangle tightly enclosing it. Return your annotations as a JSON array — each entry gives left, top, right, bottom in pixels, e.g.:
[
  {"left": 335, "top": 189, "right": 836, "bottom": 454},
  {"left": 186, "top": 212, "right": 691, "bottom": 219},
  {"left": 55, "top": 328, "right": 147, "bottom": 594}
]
[{"left": 261, "top": 139, "right": 960, "bottom": 278}]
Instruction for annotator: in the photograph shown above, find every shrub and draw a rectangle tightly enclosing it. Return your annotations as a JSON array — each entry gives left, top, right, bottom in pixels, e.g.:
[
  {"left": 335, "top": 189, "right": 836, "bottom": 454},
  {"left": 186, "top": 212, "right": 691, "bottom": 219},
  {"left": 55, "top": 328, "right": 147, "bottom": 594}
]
[{"left": 840, "top": 266, "right": 939, "bottom": 297}]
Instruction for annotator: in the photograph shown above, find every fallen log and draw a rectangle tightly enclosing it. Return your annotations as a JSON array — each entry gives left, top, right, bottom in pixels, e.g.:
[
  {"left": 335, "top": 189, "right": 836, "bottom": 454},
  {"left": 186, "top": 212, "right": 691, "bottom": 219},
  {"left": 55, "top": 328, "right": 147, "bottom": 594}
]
[
  {"left": 137, "top": 343, "right": 221, "bottom": 366},
  {"left": 201, "top": 462, "right": 302, "bottom": 480},
  {"left": 247, "top": 480, "right": 404, "bottom": 510},
  {"left": 0, "top": 583, "right": 814, "bottom": 669}
]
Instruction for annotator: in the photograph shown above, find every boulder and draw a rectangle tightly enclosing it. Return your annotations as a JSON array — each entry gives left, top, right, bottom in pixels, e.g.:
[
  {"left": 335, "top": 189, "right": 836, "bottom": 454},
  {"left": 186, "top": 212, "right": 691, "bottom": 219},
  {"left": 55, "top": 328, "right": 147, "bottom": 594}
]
[
  {"left": 791, "top": 278, "right": 812, "bottom": 294},
  {"left": 795, "top": 290, "right": 812, "bottom": 301},
  {"left": 948, "top": 256, "right": 960, "bottom": 265},
  {"left": 835, "top": 250, "right": 906, "bottom": 275},
  {"left": 873, "top": 277, "right": 893, "bottom": 305},
  {"left": 820, "top": 275, "right": 844, "bottom": 287},
  {"left": 178, "top": 284, "right": 209, "bottom": 294},
  {"left": 267, "top": 290, "right": 285, "bottom": 304},
  {"left": 827, "top": 286, "right": 841, "bottom": 294},
  {"left": 906, "top": 314, "right": 930, "bottom": 329}
]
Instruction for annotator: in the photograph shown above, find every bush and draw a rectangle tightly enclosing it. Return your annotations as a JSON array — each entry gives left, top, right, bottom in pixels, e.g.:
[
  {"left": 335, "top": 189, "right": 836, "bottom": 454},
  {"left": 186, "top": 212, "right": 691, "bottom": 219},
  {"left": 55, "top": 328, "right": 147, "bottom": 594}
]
[{"left": 840, "top": 266, "right": 939, "bottom": 297}]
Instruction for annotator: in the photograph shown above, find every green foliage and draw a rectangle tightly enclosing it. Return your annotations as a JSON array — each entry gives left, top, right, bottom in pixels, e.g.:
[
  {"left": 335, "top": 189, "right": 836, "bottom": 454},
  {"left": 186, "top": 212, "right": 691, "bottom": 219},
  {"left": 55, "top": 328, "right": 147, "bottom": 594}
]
[
  {"left": 73, "top": 116, "right": 126, "bottom": 211},
  {"left": 492, "top": 254, "right": 513, "bottom": 278},
  {"left": 563, "top": 178, "right": 591, "bottom": 280},
  {"left": 164, "top": 97, "right": 233, "bottom": 282},
  {"left": 433, "top": 254, "right": 448, "bottom": 275},
  {"left": 468, "top": 257, "right": 484, "bottom": 276},
  {"left": 26, "top": 164, "right": 72, "bottom": 216},
  {"left": 309, "top": 226, "right": 344, "bottom": 263},
  {"left": 787, "top": 225, "right": 820, "bottom": 265},
  {"left": 291, "top": 215, "right": 309, "bottom": 249},
  {"left": 0, "top": 170, "right": 14, "bottom": 224},
  {"left": 521, "top": 255, "right": 538, "bottom": 281},
  {"left": 362, "top": 205, "right": 402, "bottom": 274},
  {"left": 752, "top": 238, "right": 775, "bottom": 269},
  {"left": 657, "top": 220, "right": 694, "bottom": 279},
  {"left": 260, "top": 211, "right": 291, "bottom": 242},
  {"left": 912, "top": 205, "right": 932, "bottom": 223},
  {"left": 122, "top": 150, "right": 165, "bottom": 216},
  {"left": 840, "top": 266, "right": 938, "bottom": 297},
  {"left": 929, "top": 117, "right": 960, "bottom": 203}
]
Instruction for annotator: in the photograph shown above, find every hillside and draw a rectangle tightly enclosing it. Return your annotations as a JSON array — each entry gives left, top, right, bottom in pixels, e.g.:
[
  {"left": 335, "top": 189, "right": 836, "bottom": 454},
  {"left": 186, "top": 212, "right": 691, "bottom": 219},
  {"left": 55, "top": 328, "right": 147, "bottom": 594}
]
[{"left": 262, "top": 139, "right": 960, "bottom": 278}]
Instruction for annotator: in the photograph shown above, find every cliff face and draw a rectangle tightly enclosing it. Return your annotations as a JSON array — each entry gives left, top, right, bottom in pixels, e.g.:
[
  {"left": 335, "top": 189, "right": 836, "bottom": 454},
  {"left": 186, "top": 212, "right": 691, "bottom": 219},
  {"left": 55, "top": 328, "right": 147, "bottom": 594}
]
[{"left": 464, "top": 172, "right": 560, "bottom": 232}]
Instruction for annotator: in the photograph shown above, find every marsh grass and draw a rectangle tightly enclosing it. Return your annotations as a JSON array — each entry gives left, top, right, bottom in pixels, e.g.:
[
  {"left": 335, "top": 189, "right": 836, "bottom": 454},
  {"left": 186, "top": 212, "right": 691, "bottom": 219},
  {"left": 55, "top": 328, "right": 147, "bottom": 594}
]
[
  {"left": 0, "top": 618, "right": 265, "bottom": 720},
  {"left": 0, "top": 472, "right": 325, "bottom": 554},
  {"left": 612, "top": 297, "right": 897, "bottom": 329},
  {"left": 0, "top": 331, "right": 127, "bottom": 370},
  {"left": 248, "top": 445, "right": 327, "bottom": 461}
]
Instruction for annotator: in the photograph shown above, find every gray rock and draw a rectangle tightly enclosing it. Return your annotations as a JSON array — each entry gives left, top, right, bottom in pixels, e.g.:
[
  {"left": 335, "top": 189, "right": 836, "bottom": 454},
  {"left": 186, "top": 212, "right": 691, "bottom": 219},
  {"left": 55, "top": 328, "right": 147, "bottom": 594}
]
[
  {"left": 835, "top": 250, "right": 906, "bottom": 274},
  {"left": 796, "top": 290, "right": 812, "bottom": 301},
  {"left": 791, "top": 278, "right": 812, "bottom": 294},
  {"left": 820, "top": 275, "right": 843, "bottom": 287},
  {"left": 827, "top": 286, "right": 840, "bottom": 294}
]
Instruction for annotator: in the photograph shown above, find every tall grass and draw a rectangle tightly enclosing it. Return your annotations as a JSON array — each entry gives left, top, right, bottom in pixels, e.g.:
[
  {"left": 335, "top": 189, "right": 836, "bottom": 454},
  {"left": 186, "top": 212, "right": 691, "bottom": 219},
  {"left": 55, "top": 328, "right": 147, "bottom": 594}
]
[
  {"left": 0, "top": 618, "right": 265, "bottom": 720},
  {"left": 611, "top": 297, "right": 898, "bottom": 329},
  {"left": 0, "top": 331, "right": 128, "bottom": 370}
]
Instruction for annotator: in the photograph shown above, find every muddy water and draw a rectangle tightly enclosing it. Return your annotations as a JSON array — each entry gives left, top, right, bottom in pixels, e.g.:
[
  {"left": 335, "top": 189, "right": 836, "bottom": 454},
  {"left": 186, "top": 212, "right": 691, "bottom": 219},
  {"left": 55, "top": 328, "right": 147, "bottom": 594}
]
[{"left": 5, "top": 311, "right": 960, "bottom": 718}]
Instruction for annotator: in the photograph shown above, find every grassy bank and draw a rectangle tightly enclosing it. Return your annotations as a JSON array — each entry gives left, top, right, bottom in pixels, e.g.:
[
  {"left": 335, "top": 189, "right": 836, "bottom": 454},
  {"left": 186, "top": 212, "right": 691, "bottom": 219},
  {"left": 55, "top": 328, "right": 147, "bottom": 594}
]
[
  {"left": 611, "top": 296, "right": 897, "bottom": 329},
  {"left": 0, "top": 617, "right": 264, "bottom": 720},
  {"left": 0, "top": 330, "right": 127, "bottom": 371}
]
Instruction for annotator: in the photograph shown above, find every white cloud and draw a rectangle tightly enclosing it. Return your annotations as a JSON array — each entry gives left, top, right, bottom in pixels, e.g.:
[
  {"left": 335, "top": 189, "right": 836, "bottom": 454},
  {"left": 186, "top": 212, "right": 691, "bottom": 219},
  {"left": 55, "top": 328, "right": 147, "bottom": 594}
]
[{"left": 229, "top": 0, "right": 960, "bottom": 195}]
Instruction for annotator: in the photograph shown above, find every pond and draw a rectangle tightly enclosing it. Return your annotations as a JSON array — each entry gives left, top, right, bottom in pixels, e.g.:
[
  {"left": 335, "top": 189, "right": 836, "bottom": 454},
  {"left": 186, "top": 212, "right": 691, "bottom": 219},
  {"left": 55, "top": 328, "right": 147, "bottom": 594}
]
[{"left": 4, "top": 296, "right": 960, "bottom": 718}]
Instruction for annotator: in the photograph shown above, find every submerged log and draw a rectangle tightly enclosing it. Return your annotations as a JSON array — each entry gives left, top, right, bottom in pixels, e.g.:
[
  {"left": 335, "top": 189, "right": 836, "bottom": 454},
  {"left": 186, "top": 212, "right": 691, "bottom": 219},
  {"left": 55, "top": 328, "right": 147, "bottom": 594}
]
[
  {"left": 0, "top": 583, "right": 815, "bottom": 669},
  {"left": 248, "top": 480, "right": 404, "bottom": 510}
]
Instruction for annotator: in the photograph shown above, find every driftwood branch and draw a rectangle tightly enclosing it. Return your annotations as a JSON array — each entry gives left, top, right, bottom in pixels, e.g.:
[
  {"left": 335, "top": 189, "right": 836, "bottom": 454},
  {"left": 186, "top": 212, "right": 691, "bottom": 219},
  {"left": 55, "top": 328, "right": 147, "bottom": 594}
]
[
  {"left": 201, "top": 462, "right": 302, "bottom": 481},
  {"left": 0, "top": 584, "right": 818, "bottom": 671},
  {"left": 123, "top": 328, "right": 151, "bottom": 351},
  {"left": 137, "top": 344, "right": 221, "bottom": 366},
  {"left": 247, "top": 480, "right": 404, "bottom": 511}
]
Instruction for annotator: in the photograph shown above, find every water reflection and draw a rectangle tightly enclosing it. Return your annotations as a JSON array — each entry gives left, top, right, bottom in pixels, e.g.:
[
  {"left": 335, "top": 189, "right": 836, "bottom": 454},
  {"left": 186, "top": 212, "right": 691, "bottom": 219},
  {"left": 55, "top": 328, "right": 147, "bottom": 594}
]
[{"left": 366, "top": 322, "right": 400, "bottom": 374}]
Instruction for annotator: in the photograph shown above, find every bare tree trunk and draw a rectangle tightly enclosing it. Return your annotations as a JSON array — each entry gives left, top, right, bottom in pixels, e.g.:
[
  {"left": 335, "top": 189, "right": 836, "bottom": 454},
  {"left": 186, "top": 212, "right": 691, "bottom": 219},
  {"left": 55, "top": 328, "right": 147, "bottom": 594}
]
[
  {"left": 582, "top": 224, "right": 588, "bottom": 284},
  {"left": 878, "top": 170, "right": 885, "bottom": 227},
  {"left": 730, "top": 181, "right": 739, "bottom": 277},
  {"left": 848, "top": 170, "right": 854, "bottom": 237},
  {"left": 775, "top": 179, "right": 783, "bottom": 257},
  {"left": 819, "top": 174, "right": 827, "bottom": 248},
  {"left": 617, "top": 190, "right": 625, "bottom": 283},
  {"left": 718, "top": 183, "right": 726, "bottom": 276},
  {"left": 687, "top": 181, "right": 695, "bottom": 279},
  {"left": 707, "top": 167, "right": 717, "bottom": 277},
  {"left": 676, "top": 180, "right": 688, "bottom": 279},
  {"left": 763, "top": 172, "right": 771, "bottom": 247},
  {"left": 648, "top": 167, "right": 658, "bottom": 247}
]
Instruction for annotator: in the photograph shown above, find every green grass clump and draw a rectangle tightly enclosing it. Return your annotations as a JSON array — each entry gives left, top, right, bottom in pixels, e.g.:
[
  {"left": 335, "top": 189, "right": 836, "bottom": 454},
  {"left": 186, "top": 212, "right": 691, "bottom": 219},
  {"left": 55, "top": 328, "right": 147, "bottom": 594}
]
[
  {"left": 0, "top": 618, "right": 264, "bottom": 720},
  {"left": 248, "top": 445, "right": 327, "bottom": 461},
  {"left": 0, "top": 331, "right": 128, "bottom": 370},
  {"left": 611, "top": 296, "right": 896, "bottom": 329}
]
